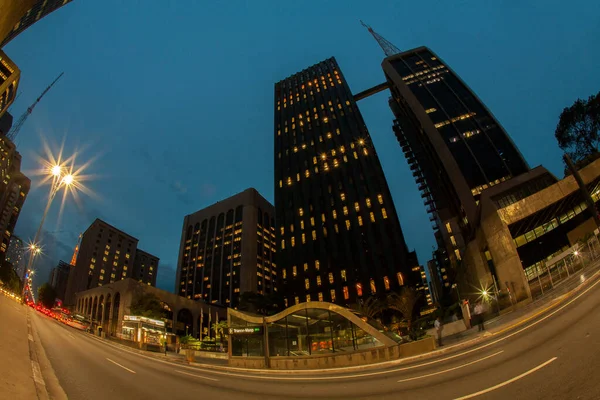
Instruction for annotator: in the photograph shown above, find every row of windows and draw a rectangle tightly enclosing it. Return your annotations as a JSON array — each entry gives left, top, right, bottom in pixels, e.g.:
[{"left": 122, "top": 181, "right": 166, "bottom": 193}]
[
  {"left": 471, "top": 175, "right": 511, "bottom": 196},
  {"left": 434, "top": 112, "right": 477, "bottom": 129},
  {"left": 449, "top": 129, "right": 481, "bottom": 143}
]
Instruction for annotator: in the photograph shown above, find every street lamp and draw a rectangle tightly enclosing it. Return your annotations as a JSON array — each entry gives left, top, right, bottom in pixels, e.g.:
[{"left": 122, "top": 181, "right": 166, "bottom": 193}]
[{"left": 21, "top": 163, "right": 77, "bottom": 302}]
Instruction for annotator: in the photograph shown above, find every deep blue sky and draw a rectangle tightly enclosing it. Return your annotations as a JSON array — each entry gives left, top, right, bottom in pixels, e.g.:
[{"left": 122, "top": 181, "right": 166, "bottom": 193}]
[{"left": 6, "top": 1, "right": 600, "bottom": 292}]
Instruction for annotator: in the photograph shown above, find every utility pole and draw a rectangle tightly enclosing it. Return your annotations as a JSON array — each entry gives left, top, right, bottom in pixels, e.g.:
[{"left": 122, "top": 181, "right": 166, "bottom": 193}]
[{"left": 564, "top": 154, "right": 600, "bottom": 228}]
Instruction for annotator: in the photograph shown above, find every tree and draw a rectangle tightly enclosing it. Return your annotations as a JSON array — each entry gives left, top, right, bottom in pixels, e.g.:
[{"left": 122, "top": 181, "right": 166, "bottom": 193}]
[
  {"left": 211, "top": 321, "right": 228, "bottom": 345},
  {"left": 350, "top": 296, "right": 383, "bottom": 319},
  {"left": 0, "top": 261, "right": 22, "bottom": 294},
  {"left": 555, "top": 91, "right": 600, "bottom": 165},
  {"left": 386, "top": 287, "right": 421, "bottom": 330},
  {"left": 38, "top": 283, "right": 57, "bottom": 309},
  {"left": 129, "top": 289, "right": 164, "bottom": 319}
]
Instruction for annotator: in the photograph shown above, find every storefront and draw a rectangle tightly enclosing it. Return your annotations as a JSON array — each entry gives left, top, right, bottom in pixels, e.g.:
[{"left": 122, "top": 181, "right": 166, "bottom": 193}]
[{"left": 121, "top": 315, "right": 172, "bottom": 350}]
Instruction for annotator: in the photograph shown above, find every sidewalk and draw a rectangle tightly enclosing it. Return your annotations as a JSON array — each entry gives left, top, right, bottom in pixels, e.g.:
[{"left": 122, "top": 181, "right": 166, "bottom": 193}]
[
  {"left": 441, "top": 258, "right": 600, "bottom": 348},
  {"left": 0, "top": 294, "right": 38, "bottom": 399}
]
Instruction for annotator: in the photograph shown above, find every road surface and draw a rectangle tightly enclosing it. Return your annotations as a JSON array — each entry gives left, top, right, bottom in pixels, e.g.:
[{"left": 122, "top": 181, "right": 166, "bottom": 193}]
[{"left": 31, "top": 278, "right": 600, "bottom": 400}]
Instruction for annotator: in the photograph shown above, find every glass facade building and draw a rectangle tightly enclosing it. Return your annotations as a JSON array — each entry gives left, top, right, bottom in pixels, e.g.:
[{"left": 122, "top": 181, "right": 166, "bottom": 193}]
[
  {"left": 0, "top": 51, "right": 19, "bottom": 119},
  {"left": 274, "top": 57, "right": 418, "bottom": 307},
  {"left": 1, "top": 0, "right": 74, "bottom": 48},
  {"left": 382, "top": 47, "right": 529, "bottom": 288},
  {"left": 176, "top": 188, "right": 276, "bottom": 308}
]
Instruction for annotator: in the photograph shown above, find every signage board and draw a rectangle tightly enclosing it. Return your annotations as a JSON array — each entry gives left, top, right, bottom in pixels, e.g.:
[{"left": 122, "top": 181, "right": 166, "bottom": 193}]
[
  {"left": 228, "top": 326, "right": 263, "bottom": 336},
  {"left": 124, "top": 315, "right": 165, "bottom": 327}
]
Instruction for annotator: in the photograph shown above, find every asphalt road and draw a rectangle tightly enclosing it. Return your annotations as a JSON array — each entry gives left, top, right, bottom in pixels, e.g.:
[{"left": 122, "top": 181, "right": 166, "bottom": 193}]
[{"left": 31, "top": 277, "right": 600, "bottom": 400}]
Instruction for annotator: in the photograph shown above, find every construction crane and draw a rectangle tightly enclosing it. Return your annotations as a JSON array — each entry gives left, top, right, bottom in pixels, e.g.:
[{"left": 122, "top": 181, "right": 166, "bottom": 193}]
[
  {"left": 6, "top": 72, "right": 64, "bottom": 142},
  {"left": 360, "top": 20, "right": 401, "bottom": 57}
]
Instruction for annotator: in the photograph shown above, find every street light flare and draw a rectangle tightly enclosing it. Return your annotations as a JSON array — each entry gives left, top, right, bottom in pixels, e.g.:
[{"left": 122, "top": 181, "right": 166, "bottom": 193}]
[
  {"left": 63, "top": 174, "right": 74, "bottom": 185},
  {"left": 51, "top": 165, "right": 62, "bottom": 176}
]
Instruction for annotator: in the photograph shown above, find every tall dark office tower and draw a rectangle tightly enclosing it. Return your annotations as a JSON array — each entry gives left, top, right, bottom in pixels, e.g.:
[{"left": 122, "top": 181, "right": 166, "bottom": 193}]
[
  {"left": 176, "top": 188, "right": 276, "bottom": 308},
  {"left": 0, "top": 0, "right": 75, "bottom": 48},
  {"left": 132, "top": 249, "right": 159, "bottom": 287},
  {"left": 275, "top": 57, "right": 418, "bottom": 307},
  {"left": 383, "top": 47, "right": 529, "bottom": 271},
  {"left": 49, "top": 260, "right": 71, "bottom": 302}
]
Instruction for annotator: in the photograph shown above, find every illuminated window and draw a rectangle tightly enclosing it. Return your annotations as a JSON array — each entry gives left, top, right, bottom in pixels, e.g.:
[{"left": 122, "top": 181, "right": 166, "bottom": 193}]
[
  {"left": 329, "top": 272, "right": 334, "bottom": 284},
  {"left": 313, "top": 156, "right": 317, "bottom": 165},
  {"left": 322, "top": 213, "right": 326, "bottom": 222},
  {"left": 354, "top": 202, "right": 360, "bottom": 212},
  {"left": 363, "top": 148, "right": 368, "bottom": 156},
  {"left": 283, "top": 269, "right": 287, "bottom": 279},
  {"left": 370, "top": 212, "right": 375, "bottom": 222},
  {"left": 306, "top": 294, "right": 311, "bottom": 302},
  {"left": 299, "top": 208, "right": 304, "bottom": 216},
  {"left": 343, "top": 206, "right": 348, "bottom": 216},
  {"left": 382, "top": 208, "right": 388, "bottom": 219},
  {"left": 300, "top": 220, "right": 305, "bottom": 230},
  {"left": 312, "top": 230, "right": 317, "bottom": 240},
  {"left": 290, "top": 224, "right": 295, "bottom": 233},
  {"left": 295, "top": 296, "right": 299, "bottom": 305},
  {"left": 281, "top": 240, "right": 285, "bottom": 249},
  {"left": 334, "top": 224, "right": 339, "bottom": 233},
  {"left": 343, "top": 286, "right": 349, "bottom": 300},
  {"left": 345, "top": 220, "right": 351, "bottom": 230},
  {"left": 454, "top": 249, "right": 462, "bottom": 260},
  {"left": 366, "top": 198, "right": 372, "bottom": 208},
  {"left": 332, "top": 210, "right": 337, "bottom": 219},
  {"left": 305, "top": 278, "right": 310, "bottom": 289},
  {"left": 315, "top": 260, "right": 320, "bottom": 270},
  {"left": 397, "top": 272, "right": 404, "bottom": 286},
  {"left": 293, "top": 266, "right": 297, "bottom": 276},
  {"left": 330, "top": 290, "right": 336, "bottom": 302},
  {"left": 316, "top": 275, "right": 322, "bottom": 286},
  {"left": 341, "top": 270, "right": 347, "bottom": 281},
  {"left": 280, "top": 226, "right": 285, "bottom": 235},
  {"left": 287, "top": 177, "right": 292, "bottom": 186},
  {"left": 353, "top": 151, "right": 358, "bottom": 159},
  {"left": 318, "top": 292, "right": 324, "bottom": 302},
  {"left": 445, "top": 222, "right": 452, "bottom": 233},
  {"left": 377, "top": 194, "right": 384, "bottom": 204},
  {"left": 370, "top": 279, "right": 376, "bottom": 294},
  {"left": 383, "top": 276, "right": 390, "bottom": 290},
  {"left": 358, "top": 216, "right": 363, "bottom": 226},
  {"left": 356, "top": 283, "right": 363, "bottom": 297},
  {"left": 323, "top": 227, "right": 328, "bottom": 237},
  {"left": 450, "top": 236, "right": 457, "bottom": 246},
  {"left": 291, "top": 237, "right": 295, "bottom": 247}
]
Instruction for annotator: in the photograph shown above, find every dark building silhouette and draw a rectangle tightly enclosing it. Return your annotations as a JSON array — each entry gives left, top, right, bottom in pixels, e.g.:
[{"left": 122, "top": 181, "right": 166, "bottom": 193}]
[
  {"left": 64, "top": 219, "right": 159, "bottom": 305},
  {"left": 0, "top": 51, "right": 19, "bottom": 118},
  {"left": 382, "top": 47, "right": 529, "bottom": 294},
  {"left": 132, "top": 249, "right": 159, "bottom": 287},
  {"left": 50, "top": 260, "right": 71, "bottom": 302},
  {"left": 274, "top": 57, "right": 418, "bottom": 307},
  {"left": 6, "top": 234, "right": 25, "bottom": 279},
  {"left": 176, "top": 188, "right": 276, "bottom": 308},
  {"left": 1, "top": 0, "right": 74, "bottom": 48}
]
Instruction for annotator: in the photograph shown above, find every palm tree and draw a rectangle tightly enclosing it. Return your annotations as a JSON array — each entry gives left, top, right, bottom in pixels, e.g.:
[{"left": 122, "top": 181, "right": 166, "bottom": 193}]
[
  {"left": 351, "top": 296, "right": 384, "bottom": 319},
  {"left": 386, "top": 287, "right": 420, "bottom": 330},
  {"left": 211, "top": 321, "right": 228, "bottom": 345}
]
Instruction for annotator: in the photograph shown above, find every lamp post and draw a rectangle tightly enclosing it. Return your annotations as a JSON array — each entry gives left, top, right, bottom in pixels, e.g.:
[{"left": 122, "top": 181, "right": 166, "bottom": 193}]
[{"left": 21, "top": 164, "right": 75, "bottom": 302}]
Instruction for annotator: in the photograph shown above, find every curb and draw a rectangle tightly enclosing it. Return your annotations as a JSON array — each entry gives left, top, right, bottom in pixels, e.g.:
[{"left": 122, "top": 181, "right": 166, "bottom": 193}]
[{"left": 26, "top": 309, "right": 49, "bottom": 400}]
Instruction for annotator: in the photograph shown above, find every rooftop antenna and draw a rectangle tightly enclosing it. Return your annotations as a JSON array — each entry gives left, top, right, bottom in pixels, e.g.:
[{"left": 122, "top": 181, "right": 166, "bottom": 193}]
[
  {"left": 6, "top": 72, "right": 64, "bottom": 142},
  {"left": 360, "top": 20, "right": 401, "bottom": 57}
]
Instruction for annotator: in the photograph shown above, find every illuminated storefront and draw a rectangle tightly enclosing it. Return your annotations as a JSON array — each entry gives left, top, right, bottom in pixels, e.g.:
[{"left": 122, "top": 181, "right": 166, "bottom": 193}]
[{"left": 121, "top": 315, "right": 169, "bottom": 348}]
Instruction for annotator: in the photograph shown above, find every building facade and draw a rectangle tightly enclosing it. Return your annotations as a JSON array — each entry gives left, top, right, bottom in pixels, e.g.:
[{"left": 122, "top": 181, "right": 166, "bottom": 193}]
[
  {"left": 132, "top": 249, "right": 159, "bottom": 287},
  {"left": 5, "top": 234, "right": 25, "bottom": 278},
  {"left": 0, "top": 129, "right": 29, "bottom": 264},
  {"left": 176, "top": 188, "right": 276, "bottom": 308},
  {"left": 0, "top": 51, "right": 19, "bottom": 119},
  {"left": 49, "top": 260, "right": 71, "bottom": 302},
  {"left": 0, "top": 0, "right": 74, "bottom": 48},
  {"left": 64, "top": 218, "right": 159, "bottom": 305},
  {"left": 274, "top": 57, "right": 419, "bottom": 307},
  {"left": 382, "top": 47, "right": 529, "bottom": 297}
]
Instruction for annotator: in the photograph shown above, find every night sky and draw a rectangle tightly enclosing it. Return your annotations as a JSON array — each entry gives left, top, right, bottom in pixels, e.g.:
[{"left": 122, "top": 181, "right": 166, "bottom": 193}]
[{"left": 5, "top": 1, "right": 599, "bottom": 292}]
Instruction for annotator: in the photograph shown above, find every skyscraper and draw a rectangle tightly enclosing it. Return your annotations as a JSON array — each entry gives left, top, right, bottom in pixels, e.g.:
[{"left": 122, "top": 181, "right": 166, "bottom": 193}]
[
  {"left": 274, "top": 57, "right": 418, "bottom": 307},
  {"left": 176, "top": 188, "right": 276, "bottom": 308},
  {"left": 0, "top": 0, "right": 74, "bottom": 48},
  {"left": 382, "top": 47, "right": 529, "bottom": 278},
  {"left": 49, "top": 260, "right": 71, "bottom": 302},
  {"left": 132, "top": 249, "right": 159, "bottom": 287},
  {"left": 5, "top": 234, "right": 25, "bottom": 277},
  {"left": 0, "top": 51, "right": 19, "bottom": 119},
  {"left": 64, "top": 218, "right": 159, "bottom": 305}
]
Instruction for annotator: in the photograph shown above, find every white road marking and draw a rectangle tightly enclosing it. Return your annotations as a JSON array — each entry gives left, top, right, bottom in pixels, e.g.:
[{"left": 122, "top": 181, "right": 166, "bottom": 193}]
[
  {"left": 31, "top": 361, "right": 45, "bottom": 386},
  {"left": 454, "top": 357, "right": 557, "bottom": 399},
  {"left": 106, "top": 358, "right": 136, "bottom": 374},
  {"left": 28, "top": 334, "right": 34, "bottom": 342},
  {"left": 397, "top": 351, "right": 504, "bottom": 383},
  {"left": 175, "top": 370, "right": 219, "bottom": 381},
  {"left": 68, "top": 333, "right": 76, "bottom": 339}
]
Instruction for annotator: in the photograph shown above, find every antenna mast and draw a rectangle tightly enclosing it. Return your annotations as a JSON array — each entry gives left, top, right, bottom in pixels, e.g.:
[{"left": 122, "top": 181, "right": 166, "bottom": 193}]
[
  {"left": 360, "top": 20, "right": 401, "bottom": 57},
  {"left": 6, "top": 72, "right": 64, "bottom": 142}
]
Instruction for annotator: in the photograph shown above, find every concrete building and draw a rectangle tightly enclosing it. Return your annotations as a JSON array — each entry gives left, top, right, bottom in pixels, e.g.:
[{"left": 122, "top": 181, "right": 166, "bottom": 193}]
[
  {"left": 64, "top": 218, "right": 159, "bottom": 305},
  {"left": 274, "top": 57, "right": 419, "bottom": 307},
  {"left": 460, "top": 158, "right": 600, "bottom": 306},
  {"left": 0, "top": 0, "right": 74, "bottom": 48},
  {"left": 0, "top": 131, "right": 30, "bottom": 264},
  {"left": 0, "top": 51, "right": 19, "bottom": 119},
  {"left": 176, "top": 188, "right": 276, "bottom": 308},
  {"left": 132, "top": 249, "right": 159, "bottom": 287},
  {"left": 5, "top": 234, "right": 25, "bottom": 278},
  {"left": 49, "top": 260, "right": 71, "bottom": 302},
  {"left": 74, "top": 278, "right": 226, "bottom": 339}
]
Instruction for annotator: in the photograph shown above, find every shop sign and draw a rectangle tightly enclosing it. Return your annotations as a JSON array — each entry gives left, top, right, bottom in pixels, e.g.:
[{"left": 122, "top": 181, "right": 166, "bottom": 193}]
[{"left": 228, "top": 326, "right": 263, "bottom": 336}]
